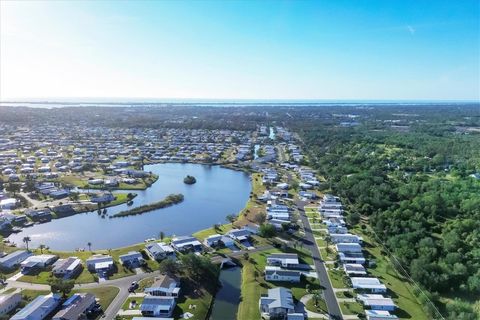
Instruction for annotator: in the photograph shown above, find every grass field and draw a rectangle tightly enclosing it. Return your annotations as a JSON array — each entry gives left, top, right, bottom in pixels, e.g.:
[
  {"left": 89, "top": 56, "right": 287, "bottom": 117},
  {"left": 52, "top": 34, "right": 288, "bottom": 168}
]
[{"left": 339, "top": 301, "right": 364, "bottom": 315}]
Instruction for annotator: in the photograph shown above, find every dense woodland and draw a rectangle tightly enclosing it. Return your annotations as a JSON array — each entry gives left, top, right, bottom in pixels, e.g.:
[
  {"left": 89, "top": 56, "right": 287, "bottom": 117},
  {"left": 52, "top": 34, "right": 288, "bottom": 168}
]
[{"left": 293, "top": 105, "right": 480, "bottom": 319}]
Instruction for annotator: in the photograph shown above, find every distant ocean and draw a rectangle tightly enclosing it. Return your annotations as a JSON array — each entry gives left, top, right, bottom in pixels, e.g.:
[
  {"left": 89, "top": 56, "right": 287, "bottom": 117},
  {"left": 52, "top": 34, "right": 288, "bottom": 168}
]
[{"left": 0, "top": 99, "right": 478, "bottom": 109}]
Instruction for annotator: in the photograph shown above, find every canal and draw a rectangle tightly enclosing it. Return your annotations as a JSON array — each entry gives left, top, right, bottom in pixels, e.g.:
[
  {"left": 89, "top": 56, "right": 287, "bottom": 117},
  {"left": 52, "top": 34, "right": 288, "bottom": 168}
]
[
  {"left": 8, "top": 163, "right": 251, "bottom": 250},
  {"left": 209, "top": 267, "right": 242, "bottom": 320}
]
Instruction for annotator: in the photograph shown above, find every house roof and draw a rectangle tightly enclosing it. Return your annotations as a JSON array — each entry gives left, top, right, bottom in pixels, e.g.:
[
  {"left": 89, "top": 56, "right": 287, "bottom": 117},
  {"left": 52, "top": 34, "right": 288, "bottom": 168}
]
[{"left": 260, "top": 287, "right": 295, "bottom": 310}]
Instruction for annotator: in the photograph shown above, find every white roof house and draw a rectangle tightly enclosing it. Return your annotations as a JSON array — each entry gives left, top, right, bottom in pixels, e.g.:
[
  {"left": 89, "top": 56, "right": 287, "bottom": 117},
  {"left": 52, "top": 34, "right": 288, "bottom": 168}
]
[
  {"left": 267, "top": 253, "right": 299, "bottom": 268},
  {"left": 338, "top": 252, "right": 366, "bottom": 265},
  {"left": 343, "top": 263, "right": 367, "bottom": 275},
  {"left": 85, "top": 254, "right": 114, "bottom": 273},
  {"left": 351, "top": 277, "right": 387, "bottom": 293},
  {"left": 0, "top": 198, "right": 17, "bottom": 210},
  {"left": 357, "top": 294, "right": 396, "bottom": 311},
  {"left": 204, "top": 234, "right": 234, "bottom": 247},
  {"left": 365, "top": 310, "right": 399, "bottom": 320}
]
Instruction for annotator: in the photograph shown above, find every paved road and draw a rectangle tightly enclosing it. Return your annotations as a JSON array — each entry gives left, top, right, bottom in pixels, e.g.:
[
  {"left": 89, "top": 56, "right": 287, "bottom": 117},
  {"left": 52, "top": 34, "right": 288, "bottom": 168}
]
[{"left": 297, "top": 200, "right": 343, "bottom": 320}]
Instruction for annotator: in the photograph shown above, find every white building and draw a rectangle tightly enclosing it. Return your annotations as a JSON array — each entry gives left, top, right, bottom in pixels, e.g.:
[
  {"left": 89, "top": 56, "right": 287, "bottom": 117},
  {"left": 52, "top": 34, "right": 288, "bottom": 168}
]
[
  {"left": 140, "top": 296, "right": 176, "bottom": 318},
  {"left": 351, "top": 277, "right": 387, "bottom": 293}
]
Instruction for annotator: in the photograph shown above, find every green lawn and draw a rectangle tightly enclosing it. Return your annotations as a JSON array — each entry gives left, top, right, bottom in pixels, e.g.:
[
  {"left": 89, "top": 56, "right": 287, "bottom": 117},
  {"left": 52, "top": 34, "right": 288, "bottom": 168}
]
[
  {"left": 339, "top": 301, "right": 364, "bottom": 315},
  {"left": 335, "top": 290, "right": 355, "bottom": 299},
  {"left": 305, "top": 296, "right": 328, "bottom": 314},
  {"left": 122, "top": 296, "right": 142, "bottom": 310},
  {"left": 73, "top": 286, "right": 119, "bottom": 310},
  {"left": 326, "top": 267, "right": 349, "bottom": 288},
  {"left": 193, "top": 224, "right": 233, "bottom": 241}
]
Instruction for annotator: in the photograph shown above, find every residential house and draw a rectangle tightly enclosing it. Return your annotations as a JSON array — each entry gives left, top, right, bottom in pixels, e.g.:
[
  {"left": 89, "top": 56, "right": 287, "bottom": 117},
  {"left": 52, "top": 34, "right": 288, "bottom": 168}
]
[
  {"left": 144, "top": 274, "right": 181, "bottom": 297},
  {"left": 85, "top": 255, "right": 114, "bottom": 277},
  {"left": 0, "top": 198, "right": 17, "bottom": 210},
  {"left": 204, "top": 234, "right": 234, "bottom": 248},
  {"left": 329, "top": 234, "right": 362, "bottom": 244},
  {"left": 0, "top": 292, "right": 21, "bottom": 316},
  {"left": 267, "top": 253, "right": 299, "bottom": 268},
  {"left": 90, "top": 193, "right": 115, "bottom": 203},
  {"left": 338, "top": 252, "right": 366, "bottom": 265},
  {"left": 119, "top": 251, "right": 144, "bottom": 268},
  {"left": 357, "top": 294, "right": 396, "bottom": 311},
  {"left": 170, "top": 236, "right": 202, "bottom": 253},
  {"left": 336, "top": 243, "right": 363, "bottom": 253},
  {"left": 351, "top": 277, "right": 387, "bottom": 293},
  {"left": 25, "top": 209, "right": 52, "bottom": 222},
  {"left": 11, "top": 294, "right": 61, "bottom": 320},
  {"left": 145, "top": 242, "right": 175, "bottom": 261},
  {"left": 140, "top": 296, "right": 176, "bottom": 318},
  {"left": 0, "top": 250, "right": 32, "bottom": 269},
  {"left": 226, "top": 228, "right": 252, "bottom": 242},
  {"left": 343, "top": 264, "right": 367, "bottom": 276},
  {"left": 52, "top": 257, "right": 83, "bottom": 279},
  {"left": 365, "top": 310, "right": 399, "bottom": 320},
  {"left": 265, "top": 266, "right": 301, "bottom": 283},
  {"left": 52, "top": 293, "right": 97, "bottom": 320},
  {"left": 21, "top": 254, "right": 58, "bottom": 274},
  {"left": 259, "top": 287, "right": 303, "bottom": 319}
]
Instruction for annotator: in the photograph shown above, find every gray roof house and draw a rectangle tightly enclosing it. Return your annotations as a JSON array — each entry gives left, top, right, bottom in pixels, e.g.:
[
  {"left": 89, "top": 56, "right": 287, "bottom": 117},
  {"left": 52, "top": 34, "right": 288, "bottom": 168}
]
[
  {"left": 11, "top": 294, "right": 61, "bottom": 320},
  {"left": 140, "top": 296, "right": 176, "bottom": 318},
  {"left": 119, "top": 251, "right": 144, "bottom": 268},
  {"left": 145, "top": 242, "right": 175, "bottom": 261},
  {"left": 52, "top": 293, "right": 97, "bottom": 320},
  {"left": 0, "top": 250, "right": 32, "bottom": 270},
  {"left": 259, "top": 287, "right": 304, "bottom": 319},
  {"left": 52, "top": 257, "right": 83, "bottom": 279},
  {"left": 144, "top": 274, "right": 181, "bottom": 297}
]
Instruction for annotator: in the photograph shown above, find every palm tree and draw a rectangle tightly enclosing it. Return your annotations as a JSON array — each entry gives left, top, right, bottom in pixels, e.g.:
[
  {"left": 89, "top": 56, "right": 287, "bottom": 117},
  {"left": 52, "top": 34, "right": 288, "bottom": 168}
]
[
  {"left": 87, "top": 242, "right": 92, "bottom": 251},
  {"left": 159, "top": 231, "right": 165, "bottom": 241},
  {"left": 39, "top": 244, "right": 46, "bottom": 253},
  {"left": 23, "top": 236, "right": 31, "bottom": 251}
]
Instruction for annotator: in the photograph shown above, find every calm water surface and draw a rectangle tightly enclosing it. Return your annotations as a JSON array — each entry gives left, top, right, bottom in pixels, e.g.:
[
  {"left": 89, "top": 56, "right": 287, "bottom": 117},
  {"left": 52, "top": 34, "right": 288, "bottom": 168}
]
[
  {"left": 8, "top": 163, "right": 251, "bottom": 250},
  {"left": 209, "top": 267, "right": 241, "bottom": 320}
]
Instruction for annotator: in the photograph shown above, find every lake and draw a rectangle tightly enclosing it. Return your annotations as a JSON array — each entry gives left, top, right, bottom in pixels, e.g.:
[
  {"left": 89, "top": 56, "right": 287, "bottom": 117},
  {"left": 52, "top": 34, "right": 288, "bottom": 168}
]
[
  {"left": 8, "top": 163, "right": 251, "bottom": 251},
  {"left": 209, "top": 267, "right": 242, "bottom": 320}
]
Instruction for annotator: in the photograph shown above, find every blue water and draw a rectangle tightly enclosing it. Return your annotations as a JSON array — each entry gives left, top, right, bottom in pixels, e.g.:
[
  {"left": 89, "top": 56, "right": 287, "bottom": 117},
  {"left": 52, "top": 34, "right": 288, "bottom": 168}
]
[{"left": 7, "top": 163, "right": 251, "bottom": 251}]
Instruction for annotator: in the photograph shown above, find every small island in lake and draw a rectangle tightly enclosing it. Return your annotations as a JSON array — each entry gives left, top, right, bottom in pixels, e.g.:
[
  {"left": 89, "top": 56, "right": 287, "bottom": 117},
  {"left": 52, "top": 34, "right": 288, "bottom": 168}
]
[
  {"left": 183, "top": 175, "right": 197, "bottom": 184},
  {"left": 111, "top": 193, "right": 184, "bottom": 218}
]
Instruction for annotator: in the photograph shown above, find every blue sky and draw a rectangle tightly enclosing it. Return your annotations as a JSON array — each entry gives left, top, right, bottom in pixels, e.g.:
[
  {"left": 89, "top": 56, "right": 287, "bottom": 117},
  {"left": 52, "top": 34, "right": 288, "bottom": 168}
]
[{"left": 1, "top": 0, "right": 479, "bottom": 101}]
